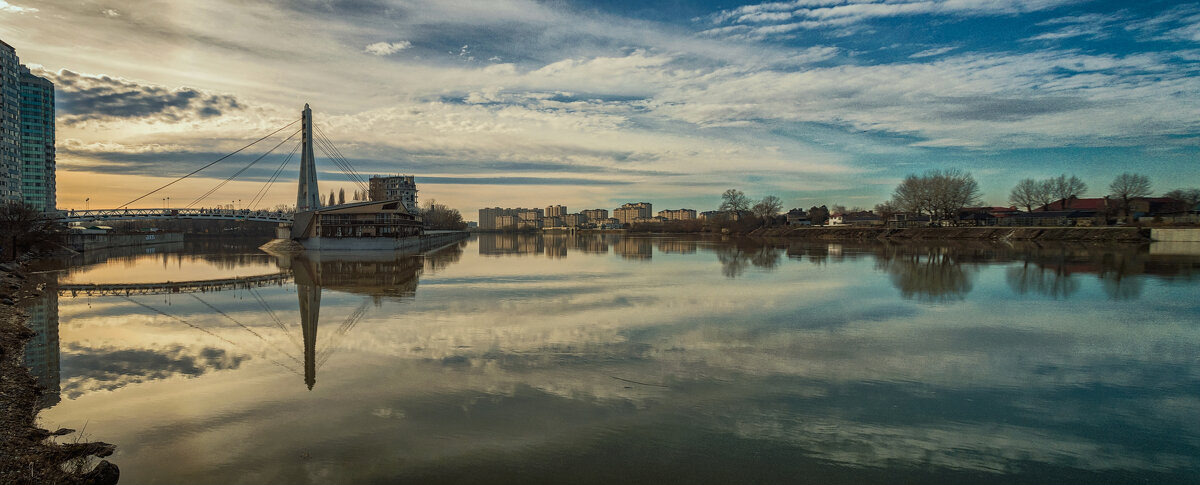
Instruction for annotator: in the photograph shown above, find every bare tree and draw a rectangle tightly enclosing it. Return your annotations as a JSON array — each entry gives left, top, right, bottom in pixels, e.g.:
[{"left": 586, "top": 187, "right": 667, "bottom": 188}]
[
  {"left": 1009, "top": 178, "right": 1042, "bottom": 212},
  {"left": 1048, "top": 174, "right": 1087, "bottom": 204},
  {"left": 892, "top": 169, "right": 980, "bottom": 222},
  {"left": 338, "top": 188, "right": 346, "bottom": 205},
  {"left": 328, "top": 190, "right": 336, "bottom": 207},
  {"left": 1164, "top": 188, "right": 1200, "bottom": 210},
  {"left": 420, "top": 199, "right": 467, "bottom": 230},
  {"left": 752, "top": 195, "right": 783, "bottom": 218},
  {"left": 719, "top": 189, "right": 750, "bottom": 213},
  {"left": 1109, "top": 173, "right": 1152, "bottom": 222},
  {"left": 0, "top": 203, "right": 64, "bottom": 259},
  {"left": 874, "top": 201, "right": 900, "bottom": 220},
  {"left": 891, "top": 174, "right": 930, "bottom": 216},
  {"left": 830, "top": 204, "right": 848, "bottom": 216}
]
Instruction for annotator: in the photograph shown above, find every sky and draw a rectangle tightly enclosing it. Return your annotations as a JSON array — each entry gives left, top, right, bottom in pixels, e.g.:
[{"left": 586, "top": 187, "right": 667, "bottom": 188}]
[{"left": 2, "top": 0, "right": 1199, "bottom": 216}]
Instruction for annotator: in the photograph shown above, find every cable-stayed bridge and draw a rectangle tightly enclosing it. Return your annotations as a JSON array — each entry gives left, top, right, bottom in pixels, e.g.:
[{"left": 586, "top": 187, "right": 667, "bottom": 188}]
[
  {"left": 47, "top": 104, "right": 368, "bottom": 228},
  {"left": 57, "top": 208, "right": 294, "bottom": 225}
]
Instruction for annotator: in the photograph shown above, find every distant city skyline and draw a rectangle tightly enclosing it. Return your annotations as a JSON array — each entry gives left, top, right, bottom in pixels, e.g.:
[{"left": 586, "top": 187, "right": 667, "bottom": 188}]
[{"left": 2, "top": 0, "right": 1198, "bottom": 214}]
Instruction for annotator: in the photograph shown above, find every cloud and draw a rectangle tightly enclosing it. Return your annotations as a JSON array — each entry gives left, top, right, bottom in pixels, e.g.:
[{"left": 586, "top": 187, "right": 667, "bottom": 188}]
[
  {"left": 1126, "top": 5, "right": 1200, "bottom": 43},
  {"left": 707, "top": 0, "right": 1076, "bottom": 37},
  {"left": 364, "top": 40, "right": 412, "bottom": 56},
  {"left": 61, "top": 345, "right": 249, "bottom": 398},
  {"left": 0, "top": 0, "right": 36, "bottom": 13},
  {"left": 43, "top": 69, "right": 244, "bottom": 124},
  {"left": 910, "top": 46, "right": 958, "bottom": 58},
  {"left": 1026, "top": 12, "right": 1125, "bottom": 41}
]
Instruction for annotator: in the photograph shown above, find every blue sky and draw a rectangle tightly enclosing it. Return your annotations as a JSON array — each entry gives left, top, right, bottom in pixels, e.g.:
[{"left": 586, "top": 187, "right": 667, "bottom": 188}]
[{"left": 2, "top": 0, "right": 1199, "bottom": 214}]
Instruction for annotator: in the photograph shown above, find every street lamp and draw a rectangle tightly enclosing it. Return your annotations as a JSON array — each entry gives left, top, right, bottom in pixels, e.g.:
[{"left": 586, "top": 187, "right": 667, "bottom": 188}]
[{"left": 85, "top": 197, "right": 89, "bottom": 211}]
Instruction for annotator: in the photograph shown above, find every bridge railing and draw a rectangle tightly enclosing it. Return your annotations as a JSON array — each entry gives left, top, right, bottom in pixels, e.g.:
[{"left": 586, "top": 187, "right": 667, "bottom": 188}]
[
  {"left": 48, "top": 208, "right": 295, "bottom": 224},
  {"left": 59, "top": 272, "right": 293, "bottom": 296}
]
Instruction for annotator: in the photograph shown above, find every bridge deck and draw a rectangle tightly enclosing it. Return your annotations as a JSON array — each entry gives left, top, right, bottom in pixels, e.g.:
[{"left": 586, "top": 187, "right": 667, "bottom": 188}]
[
  {"left": 50, "top": 208, "right": 294, "bottom": 224},
  {"left": 60, "top": 272, "right": 293, "bottom": 296}
]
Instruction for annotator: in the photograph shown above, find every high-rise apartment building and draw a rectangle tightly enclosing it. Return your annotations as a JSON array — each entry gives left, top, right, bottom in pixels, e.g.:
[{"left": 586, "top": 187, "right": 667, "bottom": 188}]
[
  {"left": 478, "top": 207, "right": 544, "bottom": 230},
  {"left": 581, "top": 209, "right": 608, "bottom": 221},
  {"left": 562, "top": 213, "right": 586, "bottom": 227},
  {"left": 19, "top": 65, "right": 54, "bottom": 212},
  {"left": 545, "top": 205, "right": 566, "bottom": 218},
  {"left": 0, "top": 40, "right": 21, "bottom": 204},
  {"left": 658, "top": 209, "right": 696, "bottom": 221},
  {"left": 368, "top": 175, "right": 418, "bottom": 213},
  {"left": 614, "top": 202, "right": 652, "bottom": 224}
]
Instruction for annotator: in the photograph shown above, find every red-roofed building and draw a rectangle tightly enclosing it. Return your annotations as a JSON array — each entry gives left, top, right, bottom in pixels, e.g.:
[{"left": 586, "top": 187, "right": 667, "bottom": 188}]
[
  {"left": 1036, "top": 197, "right": 1188, "bottom": 222},
  {"left": 1038, "top": 197, "right": 1111, "bottom": 212}
]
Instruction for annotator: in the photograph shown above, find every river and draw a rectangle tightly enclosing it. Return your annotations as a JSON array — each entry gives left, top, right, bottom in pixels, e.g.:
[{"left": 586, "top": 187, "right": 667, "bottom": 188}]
[{"left": 22, "top": 234, "right": 1200, "bottom": 483}]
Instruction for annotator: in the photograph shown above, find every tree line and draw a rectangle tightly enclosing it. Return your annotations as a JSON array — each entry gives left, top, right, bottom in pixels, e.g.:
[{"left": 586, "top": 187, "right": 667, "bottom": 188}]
[{"left": 711, "top": 170, "right": 1198, "bottom": 230}]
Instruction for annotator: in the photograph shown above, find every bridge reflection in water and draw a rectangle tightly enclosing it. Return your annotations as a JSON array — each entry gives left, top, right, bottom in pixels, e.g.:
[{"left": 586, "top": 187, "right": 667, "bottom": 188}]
[
  {"left": 30, "top": 242, "right": 466, "bottom": 404},
  {"left": 281, "top": 251, "right": 425, "bottom": 389}
]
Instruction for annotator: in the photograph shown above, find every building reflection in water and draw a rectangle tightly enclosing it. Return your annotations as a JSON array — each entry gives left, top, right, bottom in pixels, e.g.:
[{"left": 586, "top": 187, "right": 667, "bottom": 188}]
[
  {"left": 615, "top": 237, "right": 652, "bottom": 260},
  {"left": 30, "top": 242, "right": 466, "bottom": 401},
  {"left": 22, "top": 283, "right": 60, "bottom": 409},
  {"left": 32, "top": 236, "right": 1200, "bottom": 403}
]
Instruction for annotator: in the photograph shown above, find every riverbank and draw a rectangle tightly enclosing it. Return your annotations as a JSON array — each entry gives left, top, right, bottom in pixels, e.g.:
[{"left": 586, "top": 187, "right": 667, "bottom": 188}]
[
  {"left": 751, "top": 226, "right": 1152, "bottom": 242},
  {"left": 0, "top": 258, "right": 119, "bottom": 484}
]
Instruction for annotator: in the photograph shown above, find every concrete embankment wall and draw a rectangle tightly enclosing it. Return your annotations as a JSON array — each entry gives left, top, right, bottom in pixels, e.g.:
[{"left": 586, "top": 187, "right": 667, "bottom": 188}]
[
  {"left": 420, "top": 231, "right": 470, "bottom": 251},
  {"left": 67, "top": 232, "right": 184, "bottom": 251},
  {"left": 278, "top": 231, "right": 470, "bottom": 252},
  {"left": 1151, "top": 228, "right": 1200, "bottom": 242},
  {"left": 754, "top": 226, "right": 1152, "bottom": 242}
]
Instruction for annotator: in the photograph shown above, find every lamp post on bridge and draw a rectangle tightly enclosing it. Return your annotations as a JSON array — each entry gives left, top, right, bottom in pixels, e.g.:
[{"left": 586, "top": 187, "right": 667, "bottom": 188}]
[{"left": 85, "top": 198, "right": 89, "bottom": 211}]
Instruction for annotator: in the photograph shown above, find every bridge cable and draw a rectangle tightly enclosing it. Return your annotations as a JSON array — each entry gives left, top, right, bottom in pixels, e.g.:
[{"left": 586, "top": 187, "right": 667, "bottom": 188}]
[
  {"left": 115, "top": 118, "right": 300, "bottom": 209},
  {"left": 313, "top": 124, "right": 371, "bottom": 192},
  {"left": 312, "top": 134, "right": 369, "bottom": 194},
  {"left": 313, "top": 139, "right": 369, "bottom": 195},
  {"left": 121, "top": 295, "right": 303, "bottom": 377},
  {"left": 315, "top": 127, "right": 368, "bottom": 186},
  {"left": 187, "top": 293, "right": 304, "bottom": 367},
  {"left": 185, "top": 128, "right": 301, "bottom": 209},
  {"left": 247, "top": 286, "right": 301, "bottom": 349},
  {"left": 313, "top": 124, "right": 367, "bottom": 184},
  {"left": 248, "top": 140, "right": 301, "bottom": 210},
  {"left": 315, "top": 297, "right": 371, "bottom": 370}
]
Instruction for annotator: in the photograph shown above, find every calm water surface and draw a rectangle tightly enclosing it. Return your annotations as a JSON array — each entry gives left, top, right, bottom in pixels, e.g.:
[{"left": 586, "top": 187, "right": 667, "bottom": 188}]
[{"left": 22, "top": 234, "right": 1200, "bottom": 484}]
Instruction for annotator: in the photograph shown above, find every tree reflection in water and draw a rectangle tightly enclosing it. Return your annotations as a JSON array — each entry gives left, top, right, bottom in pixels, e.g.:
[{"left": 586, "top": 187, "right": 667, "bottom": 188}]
[
  {"left": 875, "top": 246, "right": 976, "bottom": 302},
  {"left": 715, "top": 240, "right": 782, "bottom": 278},
  {"left": 1006, "top": 262, "right": 1081, "bottom": 299}
]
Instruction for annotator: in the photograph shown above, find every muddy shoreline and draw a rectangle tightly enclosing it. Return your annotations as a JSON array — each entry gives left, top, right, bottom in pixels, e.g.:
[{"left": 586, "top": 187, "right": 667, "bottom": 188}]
[{"left": 0, "top": 257, "right": 119, "bottom": 484}]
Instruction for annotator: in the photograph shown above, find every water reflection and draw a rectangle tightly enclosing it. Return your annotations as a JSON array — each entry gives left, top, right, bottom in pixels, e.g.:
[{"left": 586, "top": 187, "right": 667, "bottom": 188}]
[
  {"left": 875, "top": 246, "right": 977, "bottom": 302},
  {"left": 28, "top": 241, "right": 468, "bottom": 402},
  {"left": 470, "top": 233, "right": 1200, "bottom": 302},
  {"left": 714, "top": 242, "right": 782, "bottom": 278},
  {"left": 27, "top": 236, "right": 1200, "bottom": 483},
  {"left": 21, "top": 271, "right": 60, "bottom": 409}
]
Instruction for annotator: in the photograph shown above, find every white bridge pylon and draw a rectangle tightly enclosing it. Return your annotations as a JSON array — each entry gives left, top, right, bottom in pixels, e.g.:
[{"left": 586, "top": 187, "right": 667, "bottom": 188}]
[{"left": 51, "top": 208, "right": 294, "bottom": 225}]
